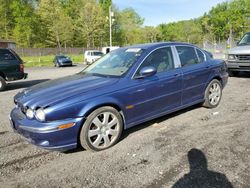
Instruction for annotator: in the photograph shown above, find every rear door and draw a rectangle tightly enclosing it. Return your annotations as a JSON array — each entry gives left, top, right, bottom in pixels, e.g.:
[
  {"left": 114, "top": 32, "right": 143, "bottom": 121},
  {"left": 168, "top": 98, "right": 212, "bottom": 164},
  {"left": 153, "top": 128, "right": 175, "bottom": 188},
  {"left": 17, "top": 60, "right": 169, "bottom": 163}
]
[
  {"left": 0, "top": 49, "right": 21, "bottom": 79},
  {"left": 174, "top": 45, "right": 211, "bottom": 106}
]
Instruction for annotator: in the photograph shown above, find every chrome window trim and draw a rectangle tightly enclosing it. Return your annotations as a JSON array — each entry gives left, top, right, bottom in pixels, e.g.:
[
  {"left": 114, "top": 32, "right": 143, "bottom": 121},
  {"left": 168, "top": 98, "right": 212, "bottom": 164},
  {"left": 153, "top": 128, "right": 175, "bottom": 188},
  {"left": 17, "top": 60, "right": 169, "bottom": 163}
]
[
  {"left": 195, "top": 48, "right": 207, "bottom": 63},
  {"left": 132, "top": 45, "right": 178, "bottom": 79}
]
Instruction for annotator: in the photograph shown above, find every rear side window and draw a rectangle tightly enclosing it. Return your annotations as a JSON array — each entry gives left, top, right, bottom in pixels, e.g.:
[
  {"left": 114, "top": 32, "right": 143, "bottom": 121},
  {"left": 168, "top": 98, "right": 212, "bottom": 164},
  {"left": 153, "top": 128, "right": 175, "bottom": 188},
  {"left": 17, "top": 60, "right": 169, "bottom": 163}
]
[
  {"left": 0, "top": 49, "right": 16, "bottom": 61},
  {"left": 136, "top": 47, "right": 174, "bottom": 75},
  {"left": 196, "top": 49, "right": 206, "bottom": 63},
  {"left": 176, "top": 46, "right": 199, "bottom": 67}
]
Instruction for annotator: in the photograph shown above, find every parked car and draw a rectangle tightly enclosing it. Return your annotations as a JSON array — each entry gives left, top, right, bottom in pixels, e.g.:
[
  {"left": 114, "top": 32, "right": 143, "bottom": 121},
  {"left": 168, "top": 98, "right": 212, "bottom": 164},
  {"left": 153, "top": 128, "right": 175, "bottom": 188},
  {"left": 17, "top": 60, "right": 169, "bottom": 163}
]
[
  {"left": 227, "top": 32, "right": 250, "bottom": 76},
  {"left": 0, "top": 49, "right": 28, "bottom": 91},
  {"left": 53, "top": 55, "right": 72, "bottom": 67},
  {"left": 10, "top": 42, "right": 228, "bottom": 152},
  {"left": 84, "top": 50, "right": 104, "bottom": 65}
]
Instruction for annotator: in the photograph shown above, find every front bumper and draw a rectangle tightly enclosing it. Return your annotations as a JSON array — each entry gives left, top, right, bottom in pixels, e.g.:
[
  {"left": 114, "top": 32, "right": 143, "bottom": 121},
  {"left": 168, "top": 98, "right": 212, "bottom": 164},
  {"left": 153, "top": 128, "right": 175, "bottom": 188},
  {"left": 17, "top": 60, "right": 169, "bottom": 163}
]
[
  {"left": 227, "top": 61, "right": 250, "bottom": 72},
  {"left": 60, "top": 61, "right": 72, "bottom": 66},
  {"left": 10, "top": 108, "right": 84, "bottom": 151}
]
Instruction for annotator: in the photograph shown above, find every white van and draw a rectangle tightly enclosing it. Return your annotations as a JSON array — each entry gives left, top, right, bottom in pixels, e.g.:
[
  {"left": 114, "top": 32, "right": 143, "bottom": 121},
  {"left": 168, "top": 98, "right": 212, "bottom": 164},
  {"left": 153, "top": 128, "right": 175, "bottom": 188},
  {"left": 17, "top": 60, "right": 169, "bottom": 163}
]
[{"left": 84, "top": 50, "right": 104, "bottom": 65}]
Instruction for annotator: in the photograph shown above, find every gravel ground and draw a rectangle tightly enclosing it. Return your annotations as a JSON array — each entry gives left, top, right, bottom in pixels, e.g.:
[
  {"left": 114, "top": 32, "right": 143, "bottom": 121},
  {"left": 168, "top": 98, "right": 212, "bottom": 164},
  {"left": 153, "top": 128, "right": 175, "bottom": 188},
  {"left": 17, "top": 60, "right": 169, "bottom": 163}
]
[{"left": 0, "top": 65, "right": 250, "bottom": 188}]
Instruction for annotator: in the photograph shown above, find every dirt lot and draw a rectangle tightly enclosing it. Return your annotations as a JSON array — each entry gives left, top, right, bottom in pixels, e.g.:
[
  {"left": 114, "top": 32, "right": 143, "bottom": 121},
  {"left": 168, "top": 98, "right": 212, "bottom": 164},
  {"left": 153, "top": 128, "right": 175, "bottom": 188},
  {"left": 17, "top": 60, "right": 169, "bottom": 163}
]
[{"left": 0, "top": 65, "right": 250, "bottom": 188}]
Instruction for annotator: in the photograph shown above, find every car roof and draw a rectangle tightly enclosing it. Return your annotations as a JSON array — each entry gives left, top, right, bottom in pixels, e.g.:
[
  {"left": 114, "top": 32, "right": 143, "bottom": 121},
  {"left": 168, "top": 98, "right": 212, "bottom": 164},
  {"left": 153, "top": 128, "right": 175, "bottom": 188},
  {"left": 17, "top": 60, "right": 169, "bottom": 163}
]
[{"left": 124, "top": 42, "right": 197, "bottom": 50}]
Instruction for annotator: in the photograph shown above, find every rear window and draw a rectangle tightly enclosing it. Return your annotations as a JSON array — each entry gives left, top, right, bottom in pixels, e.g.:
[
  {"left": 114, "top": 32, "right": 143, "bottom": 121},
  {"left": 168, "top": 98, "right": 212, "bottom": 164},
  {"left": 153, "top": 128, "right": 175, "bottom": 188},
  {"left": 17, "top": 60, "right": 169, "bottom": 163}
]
[
  {"left": 93, "top": 52, "right": 103, "bottom": 56},
  {"left": 0, "top": 49, "right": 16, "bottom": 61}
]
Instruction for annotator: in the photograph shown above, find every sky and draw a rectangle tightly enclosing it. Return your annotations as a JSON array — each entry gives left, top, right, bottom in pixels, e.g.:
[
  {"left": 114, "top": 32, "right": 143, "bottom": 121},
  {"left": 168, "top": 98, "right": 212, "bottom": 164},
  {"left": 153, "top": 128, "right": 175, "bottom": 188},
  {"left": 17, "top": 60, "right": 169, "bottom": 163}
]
[{"left": 113, "top": 0, "right": 226, "bottom": 26}]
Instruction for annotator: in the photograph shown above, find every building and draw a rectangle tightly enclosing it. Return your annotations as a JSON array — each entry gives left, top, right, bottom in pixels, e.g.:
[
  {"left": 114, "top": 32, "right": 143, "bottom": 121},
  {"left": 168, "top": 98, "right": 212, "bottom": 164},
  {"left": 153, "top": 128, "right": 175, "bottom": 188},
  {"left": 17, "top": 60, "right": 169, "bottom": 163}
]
[{"left": 0, "top": 39, "right": 16, "bottom": 49}]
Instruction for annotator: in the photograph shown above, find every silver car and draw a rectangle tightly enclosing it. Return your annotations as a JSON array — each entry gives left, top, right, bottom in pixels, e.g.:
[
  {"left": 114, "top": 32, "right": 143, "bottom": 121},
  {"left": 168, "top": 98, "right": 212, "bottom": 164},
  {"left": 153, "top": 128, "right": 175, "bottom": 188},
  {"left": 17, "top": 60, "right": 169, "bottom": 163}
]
[{"left": 227, "top": 33, "right": 250, "bottom": 76}]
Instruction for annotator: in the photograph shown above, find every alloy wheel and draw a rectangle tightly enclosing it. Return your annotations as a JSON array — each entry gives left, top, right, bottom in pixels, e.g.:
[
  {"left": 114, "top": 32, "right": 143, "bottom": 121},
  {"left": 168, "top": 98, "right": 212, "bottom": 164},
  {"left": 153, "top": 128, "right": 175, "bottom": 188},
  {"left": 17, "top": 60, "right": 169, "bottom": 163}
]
[
  {"left": 208, "top": 82, "right": 221, "bottom": 106},
  {"left": 87, "top": 112, "right": 120, "bottom": 149}
]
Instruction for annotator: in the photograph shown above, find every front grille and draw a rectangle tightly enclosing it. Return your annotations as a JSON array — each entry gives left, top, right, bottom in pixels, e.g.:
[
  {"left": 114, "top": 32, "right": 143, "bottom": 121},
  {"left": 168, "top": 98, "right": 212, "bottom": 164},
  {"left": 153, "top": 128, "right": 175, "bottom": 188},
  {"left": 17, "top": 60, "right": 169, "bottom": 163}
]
[{"left": 236, "top": 55, "right": 250, "bottom": 61}]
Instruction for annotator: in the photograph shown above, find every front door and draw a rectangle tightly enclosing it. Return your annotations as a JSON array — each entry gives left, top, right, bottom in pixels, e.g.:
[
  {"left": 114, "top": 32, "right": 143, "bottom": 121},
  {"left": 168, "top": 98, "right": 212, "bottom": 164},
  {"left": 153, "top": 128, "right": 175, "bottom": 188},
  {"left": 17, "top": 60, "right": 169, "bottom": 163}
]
[{"left": 125, "top": 46, "right": 182, "bottom": 126}]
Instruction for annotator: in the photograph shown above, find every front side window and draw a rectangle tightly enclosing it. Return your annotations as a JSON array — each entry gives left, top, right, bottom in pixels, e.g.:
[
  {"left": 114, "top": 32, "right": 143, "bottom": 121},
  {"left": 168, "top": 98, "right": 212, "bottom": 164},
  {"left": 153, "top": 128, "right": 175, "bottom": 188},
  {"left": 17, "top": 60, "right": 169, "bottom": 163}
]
[
  {"left": 81, "top": 48, "right": 145, "bottom": 77},
  {"left": 136, "top": 47, "right": 174, "bottom": 76},
  {"left": 176, "top": 46, "right": 199, "bottom": 67}
]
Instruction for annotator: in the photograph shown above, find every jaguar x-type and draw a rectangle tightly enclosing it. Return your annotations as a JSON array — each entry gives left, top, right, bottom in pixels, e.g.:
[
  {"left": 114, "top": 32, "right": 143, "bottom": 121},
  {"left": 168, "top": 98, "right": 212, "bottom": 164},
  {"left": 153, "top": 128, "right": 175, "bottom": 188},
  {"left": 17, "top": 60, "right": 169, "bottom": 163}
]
[{"left": 10, "top": 42, "right": 228, "bottom": 151}]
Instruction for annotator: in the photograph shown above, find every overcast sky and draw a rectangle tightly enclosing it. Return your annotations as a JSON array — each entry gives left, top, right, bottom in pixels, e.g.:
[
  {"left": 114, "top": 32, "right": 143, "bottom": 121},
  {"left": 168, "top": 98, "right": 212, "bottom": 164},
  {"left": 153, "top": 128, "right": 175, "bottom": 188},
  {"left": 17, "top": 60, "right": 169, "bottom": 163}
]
[{"left": 113, "top": 0, "right": 226, "bottom": 26}]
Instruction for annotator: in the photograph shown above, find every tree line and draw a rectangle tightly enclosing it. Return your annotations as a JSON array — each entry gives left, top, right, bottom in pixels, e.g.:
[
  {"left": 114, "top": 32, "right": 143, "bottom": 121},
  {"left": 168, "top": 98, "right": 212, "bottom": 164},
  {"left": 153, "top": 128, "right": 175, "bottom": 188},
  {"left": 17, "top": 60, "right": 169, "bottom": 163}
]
[{"left": 0, "top": 0, "right": 249, "bottom": 48}]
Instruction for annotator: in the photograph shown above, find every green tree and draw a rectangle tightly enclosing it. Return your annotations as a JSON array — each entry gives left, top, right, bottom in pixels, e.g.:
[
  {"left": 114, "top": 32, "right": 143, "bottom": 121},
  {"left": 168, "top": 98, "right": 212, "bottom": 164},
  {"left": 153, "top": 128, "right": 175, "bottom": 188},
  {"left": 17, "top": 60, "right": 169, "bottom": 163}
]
[
  {"left": 76, "top": 0, "right": 106, "bottom": 48},
  {"left": 38, "top": 0, "right": 74, "bottom": 49},
  {"left": 0, "top": 0, "right": 14, "bottom": 39},
  {"left": 117, "top": 8, "right": 144, "bottom": 45}
]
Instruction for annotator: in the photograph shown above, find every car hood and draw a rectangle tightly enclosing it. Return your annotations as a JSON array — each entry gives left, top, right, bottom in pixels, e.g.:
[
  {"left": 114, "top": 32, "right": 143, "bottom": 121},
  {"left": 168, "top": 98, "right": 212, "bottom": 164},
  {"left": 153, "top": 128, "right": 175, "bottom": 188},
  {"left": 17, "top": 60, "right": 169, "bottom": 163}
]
[
  {"left": 228, "top": 45, "right": 250, "bottom": 54},
  {"left": 15, "top": 74, "right": 119, "bottom": 109}
]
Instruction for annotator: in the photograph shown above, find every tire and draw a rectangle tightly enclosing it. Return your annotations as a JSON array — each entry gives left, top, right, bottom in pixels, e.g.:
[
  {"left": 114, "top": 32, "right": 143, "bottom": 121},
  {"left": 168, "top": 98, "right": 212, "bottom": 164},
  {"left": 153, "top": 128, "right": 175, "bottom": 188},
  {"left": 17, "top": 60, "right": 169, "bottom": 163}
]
[
  {"left": 79, "top": 106, "right": 123, "bottom": 151},
  {"left": 203, "top": 79, "right": 222, "bottom": 108},
  {"left": 0, "top": 76, "right": 6, "bottom": 92}
]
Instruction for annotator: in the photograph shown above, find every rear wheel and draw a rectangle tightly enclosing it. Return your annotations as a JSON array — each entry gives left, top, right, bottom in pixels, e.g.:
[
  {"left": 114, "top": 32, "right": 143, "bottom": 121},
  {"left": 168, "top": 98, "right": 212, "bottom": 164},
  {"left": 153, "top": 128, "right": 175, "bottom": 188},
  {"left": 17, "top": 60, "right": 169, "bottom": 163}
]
[
  {"left": 203, "top": 79, "right": 222, "bottom": 108},
  {"left": 0, "top": 76, "right": 6, "bottom": 91},
  {"left": 80, "top": 106, "right": 123, "bottom": 151}
]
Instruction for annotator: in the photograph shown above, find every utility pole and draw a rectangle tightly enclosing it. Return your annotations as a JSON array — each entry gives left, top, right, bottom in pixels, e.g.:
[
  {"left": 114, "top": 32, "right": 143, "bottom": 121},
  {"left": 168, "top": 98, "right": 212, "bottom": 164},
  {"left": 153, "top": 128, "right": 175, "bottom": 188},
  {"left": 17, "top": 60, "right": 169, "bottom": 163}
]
[{"left": 109, "top": 6, "right": 114, "bottom": 47}]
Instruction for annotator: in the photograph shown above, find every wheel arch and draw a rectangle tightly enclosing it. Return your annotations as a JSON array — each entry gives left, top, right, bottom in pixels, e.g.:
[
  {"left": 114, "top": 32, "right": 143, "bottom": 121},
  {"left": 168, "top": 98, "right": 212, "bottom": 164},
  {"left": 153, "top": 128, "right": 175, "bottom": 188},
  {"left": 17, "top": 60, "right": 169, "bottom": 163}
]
[
  {"left": 76, "top": 101, "right": 126, "bottom": 149},
  {"left": 78, "top": 100, "right": 127, "bottom": 129}
]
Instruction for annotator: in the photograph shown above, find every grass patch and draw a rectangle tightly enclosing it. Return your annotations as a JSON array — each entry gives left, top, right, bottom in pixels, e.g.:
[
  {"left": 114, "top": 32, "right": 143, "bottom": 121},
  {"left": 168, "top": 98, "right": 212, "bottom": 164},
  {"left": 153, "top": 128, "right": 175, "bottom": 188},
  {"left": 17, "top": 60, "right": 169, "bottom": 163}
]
[{"left": 22, "top": 54, "right": 84, "bottom": 67}]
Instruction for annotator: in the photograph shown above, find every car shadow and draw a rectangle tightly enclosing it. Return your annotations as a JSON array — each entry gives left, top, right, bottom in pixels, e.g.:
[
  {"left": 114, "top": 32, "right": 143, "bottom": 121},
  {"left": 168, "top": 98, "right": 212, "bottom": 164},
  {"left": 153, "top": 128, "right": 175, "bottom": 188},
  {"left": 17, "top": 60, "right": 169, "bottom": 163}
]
[
  {"left": 64, "top": 104, "right": 202, "bottom": 154},
  {"left": 120, "top": 104, "right": 201, "bottom": 142},
  {"left": 172, "top": 148, "right": 233, "bottom": 188},
  {"left": 230, "top": 72, "right": 250, "bottom": 78},
  {"left": 6, "top": 79, "right": 50, "bottom": 91}
]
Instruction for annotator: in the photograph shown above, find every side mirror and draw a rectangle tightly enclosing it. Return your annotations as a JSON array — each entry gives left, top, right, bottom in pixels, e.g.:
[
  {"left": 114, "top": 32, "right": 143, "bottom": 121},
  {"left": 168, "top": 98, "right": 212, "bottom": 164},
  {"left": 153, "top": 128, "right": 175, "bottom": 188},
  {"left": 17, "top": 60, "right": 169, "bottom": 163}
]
[
  {"left": 139, "top": 66, "right": 157, "bottom": 78},
  {"left": 236, "top": 41, "right": 240, "bottom": 46}
]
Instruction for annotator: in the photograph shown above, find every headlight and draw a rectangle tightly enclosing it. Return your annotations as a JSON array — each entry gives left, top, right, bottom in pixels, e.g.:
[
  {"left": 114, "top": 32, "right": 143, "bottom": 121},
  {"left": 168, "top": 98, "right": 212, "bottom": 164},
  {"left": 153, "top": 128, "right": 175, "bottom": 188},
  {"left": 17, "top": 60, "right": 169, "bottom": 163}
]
[
  {"left": 35, "top": 108, "right": 46, "bottom": 122},
  {"left": 228, "top": 54, "right": 236, "bottom": 60},
  {"left": 26, "top": 109, "right": 34, "bottom": 119}
]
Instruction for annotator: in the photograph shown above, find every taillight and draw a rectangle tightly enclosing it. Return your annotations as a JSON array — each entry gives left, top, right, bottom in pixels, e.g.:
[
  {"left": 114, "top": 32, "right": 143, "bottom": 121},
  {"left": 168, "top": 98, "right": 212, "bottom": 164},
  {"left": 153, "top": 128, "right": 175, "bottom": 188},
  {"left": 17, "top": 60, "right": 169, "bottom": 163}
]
[{"left": 20, "top": 64, "right": 24, "bottom": 73}]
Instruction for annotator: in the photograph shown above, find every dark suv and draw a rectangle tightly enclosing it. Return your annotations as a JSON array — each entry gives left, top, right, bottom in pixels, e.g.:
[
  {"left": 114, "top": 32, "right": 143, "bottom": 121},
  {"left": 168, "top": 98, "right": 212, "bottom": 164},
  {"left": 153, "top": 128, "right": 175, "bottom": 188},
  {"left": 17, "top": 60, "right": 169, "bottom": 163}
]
[{"left": 0, "top": 49, "right": 28, "bottom": 91}]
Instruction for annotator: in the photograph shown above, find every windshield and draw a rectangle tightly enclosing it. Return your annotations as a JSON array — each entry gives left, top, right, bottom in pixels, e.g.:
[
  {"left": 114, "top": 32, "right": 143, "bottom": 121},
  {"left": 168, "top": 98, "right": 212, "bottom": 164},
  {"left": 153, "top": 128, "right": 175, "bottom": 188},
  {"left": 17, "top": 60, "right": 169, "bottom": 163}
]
[
  {"left": 93, "top": 52, "right": 103, "bottom": 56},
  {"left": 81, "top": 48, "right": 145, "bottom": 77},
  {"left": 238, "top": 33, "right": 250, "bottom": 46}
]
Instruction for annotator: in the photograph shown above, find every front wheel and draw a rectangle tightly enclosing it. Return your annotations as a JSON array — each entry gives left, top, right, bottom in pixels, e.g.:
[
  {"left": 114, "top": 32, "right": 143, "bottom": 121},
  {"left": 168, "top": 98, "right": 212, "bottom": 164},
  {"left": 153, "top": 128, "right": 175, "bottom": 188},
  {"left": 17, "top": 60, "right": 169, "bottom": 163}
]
[
  {"left": 0, "top": 77, "right": 6, "bottom": 91},
  {"left": 203, "top": 79, "right": 222, "bottom": 108},
  {"left": 79, "top": 106, "right": 123, "bottom": 151}
]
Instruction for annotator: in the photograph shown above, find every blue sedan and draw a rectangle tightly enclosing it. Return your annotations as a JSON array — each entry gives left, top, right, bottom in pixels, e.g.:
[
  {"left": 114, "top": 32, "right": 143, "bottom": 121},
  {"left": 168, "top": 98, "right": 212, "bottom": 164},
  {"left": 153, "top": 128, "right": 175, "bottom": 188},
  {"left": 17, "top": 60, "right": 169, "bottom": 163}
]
[
  {"left": 10, "top": 42, "right": 228, "bottom": 151},
  {"left": 53, "top": 55, "right": 73, "bottom": 67}
]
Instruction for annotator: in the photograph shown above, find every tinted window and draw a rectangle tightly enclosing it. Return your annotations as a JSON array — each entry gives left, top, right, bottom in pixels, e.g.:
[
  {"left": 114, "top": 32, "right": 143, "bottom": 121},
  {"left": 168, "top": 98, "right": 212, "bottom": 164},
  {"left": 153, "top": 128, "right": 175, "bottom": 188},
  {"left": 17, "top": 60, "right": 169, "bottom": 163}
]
[
  {"left": 136, "top": 47, "right": 174, "bottom": 75},
  {"left": 0, "top": 49, "right": 16, "bottom": 61},
  {"left": 196, "top": 49, "right": 205, "bottom": 63},
  {"left": 93, "top": 52, "right": 103, "bottom": 56},
  {"left": 176, "top": 46, "right": 199, "bottom": 67}
]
